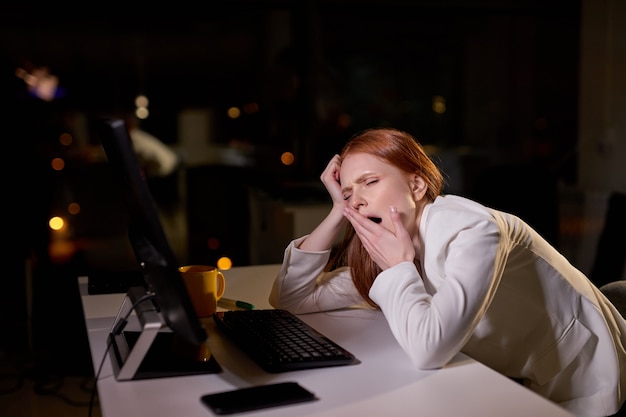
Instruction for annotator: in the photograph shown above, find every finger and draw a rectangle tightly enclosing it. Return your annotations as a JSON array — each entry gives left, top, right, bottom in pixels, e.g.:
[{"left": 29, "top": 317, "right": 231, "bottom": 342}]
[
  {"left": 343, "top": 208, "right": 383, "bottom": 244},
  {"left": 389, "top": 206, "right": 404, "bottom": 236},
  {"left": 343, "top": 207, "right": 371, "bottom": 231}
]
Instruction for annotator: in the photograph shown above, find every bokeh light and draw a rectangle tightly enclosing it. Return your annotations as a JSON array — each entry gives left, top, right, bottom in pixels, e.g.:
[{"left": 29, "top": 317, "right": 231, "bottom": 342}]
[
  {"left": 68, "top": 202, "right": 80, "bottom": 215},
  {"left": 432, "top": 95, "right": 446, "bottom": 114},
  {"left": 227, "top": 107, "right": 241, "bottom": 119},
  {"left": 135, "top": 107, "right": 149, "bottom": 120},
  {"left": 217, "top": 257, "right": 232, "bottom": 270},
  {"left": 243, "top": 102, "right": 259, "bottom": 114},
  {"left": 51, "top": 157, "right": 65, "bottom": 171},
  {"left": 49, "top": 216, "right": 65, "bottom": 231},
  {"left": 135, "top": 95, "right": 149, "bottom": 108},
  {"left": 281, "top": 151, "right": 295, "bottom": 166},
  {"left": 207, "top": 237, "right": 220, "bottom": 250},
  {"left": 59, "top": 132, "right": 72, "bottom": 146},
  {"left": 337, "top": 113, "right": 351, "bottom": 129}
]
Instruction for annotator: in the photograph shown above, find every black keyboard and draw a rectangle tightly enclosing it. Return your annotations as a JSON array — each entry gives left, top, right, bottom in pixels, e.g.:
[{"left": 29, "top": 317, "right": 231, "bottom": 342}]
[{"left": 213, "top": 309, "right": 357, "bottom": 373}]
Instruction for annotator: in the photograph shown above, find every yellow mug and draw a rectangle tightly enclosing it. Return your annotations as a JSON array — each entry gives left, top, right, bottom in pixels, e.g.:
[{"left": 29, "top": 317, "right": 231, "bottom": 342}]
[{"left": 179, "top": 265, "right": 226, "bottom": 318}]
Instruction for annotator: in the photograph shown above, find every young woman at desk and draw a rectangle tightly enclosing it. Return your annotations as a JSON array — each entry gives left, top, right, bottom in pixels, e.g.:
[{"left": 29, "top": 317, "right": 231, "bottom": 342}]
[{"left": 269, "top": 128, "right": 626, "bottom": 417}]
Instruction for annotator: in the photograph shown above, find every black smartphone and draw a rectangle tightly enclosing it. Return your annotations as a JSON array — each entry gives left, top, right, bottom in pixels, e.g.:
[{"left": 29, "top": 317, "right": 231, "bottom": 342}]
[{"left": 200, "top": 381, "right": 317, "bottom": 415}]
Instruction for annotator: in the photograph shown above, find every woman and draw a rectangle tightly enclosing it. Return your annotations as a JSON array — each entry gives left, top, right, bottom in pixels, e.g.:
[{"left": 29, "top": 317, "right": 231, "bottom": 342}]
[{"left": 269, "top": 128, "right": 626, "bottom": 417}]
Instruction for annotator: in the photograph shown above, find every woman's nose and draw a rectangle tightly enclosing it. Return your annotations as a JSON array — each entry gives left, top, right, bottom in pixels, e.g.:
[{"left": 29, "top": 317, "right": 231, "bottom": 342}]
[{"left": 351, "top": 192, "right": 365, "bottom": 209}]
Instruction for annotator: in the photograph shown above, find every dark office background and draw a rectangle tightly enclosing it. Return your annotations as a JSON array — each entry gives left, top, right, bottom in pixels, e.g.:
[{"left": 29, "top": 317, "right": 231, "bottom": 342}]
[{"left": 1, "top": 0, "right": 581, "bottom": 376}]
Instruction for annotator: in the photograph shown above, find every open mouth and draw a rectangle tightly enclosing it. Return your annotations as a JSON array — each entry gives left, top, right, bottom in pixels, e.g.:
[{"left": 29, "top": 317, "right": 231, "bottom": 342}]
[{"left": 369, "top": 217, "right": 382, "bottom": 224}]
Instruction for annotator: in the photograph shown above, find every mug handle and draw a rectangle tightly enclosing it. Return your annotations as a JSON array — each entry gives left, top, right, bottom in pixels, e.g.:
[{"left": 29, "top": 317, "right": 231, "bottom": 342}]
[{"left": 216, "top": 271, "right": 226, "bottom": 298}]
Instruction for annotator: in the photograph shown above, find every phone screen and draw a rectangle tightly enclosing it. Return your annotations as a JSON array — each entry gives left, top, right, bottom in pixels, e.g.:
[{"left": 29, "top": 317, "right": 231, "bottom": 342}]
[{"left": 200, "top": 382, "right": 317, "bottom": 414}]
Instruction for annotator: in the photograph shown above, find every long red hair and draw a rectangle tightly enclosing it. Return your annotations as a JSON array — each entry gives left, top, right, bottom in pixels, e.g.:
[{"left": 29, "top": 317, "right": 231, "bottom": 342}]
[{"left": 327, "top": 128, "right": 444, "bottom": 307}]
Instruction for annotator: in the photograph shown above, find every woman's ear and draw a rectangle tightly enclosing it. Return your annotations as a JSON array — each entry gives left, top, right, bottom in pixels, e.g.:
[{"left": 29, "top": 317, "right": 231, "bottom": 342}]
[{"left": 411, "top": 175, "right": 428, "bottom": 200}]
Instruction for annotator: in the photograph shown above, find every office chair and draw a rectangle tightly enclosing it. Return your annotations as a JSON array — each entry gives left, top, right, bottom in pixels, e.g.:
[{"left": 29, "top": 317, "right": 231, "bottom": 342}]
[{"left": 600, "top": 281, "right": 626, "bottom": 319}]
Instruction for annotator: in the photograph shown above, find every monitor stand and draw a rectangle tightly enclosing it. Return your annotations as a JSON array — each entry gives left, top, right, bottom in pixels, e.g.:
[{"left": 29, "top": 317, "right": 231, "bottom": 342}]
[{"left": 108, "top": 286, "right": 221, "bottom": 381}]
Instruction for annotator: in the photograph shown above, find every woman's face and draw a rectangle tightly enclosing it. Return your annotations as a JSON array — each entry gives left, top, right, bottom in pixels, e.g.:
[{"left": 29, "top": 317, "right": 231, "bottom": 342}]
[{"left": 339, "top": 152, "right": 421, "bottom": 235}]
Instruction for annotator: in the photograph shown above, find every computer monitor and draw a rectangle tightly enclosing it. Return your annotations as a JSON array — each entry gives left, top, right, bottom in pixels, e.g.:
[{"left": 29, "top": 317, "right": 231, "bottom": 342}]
[{"left": 96, "top": 118, "right": 221, "bottom": 380}]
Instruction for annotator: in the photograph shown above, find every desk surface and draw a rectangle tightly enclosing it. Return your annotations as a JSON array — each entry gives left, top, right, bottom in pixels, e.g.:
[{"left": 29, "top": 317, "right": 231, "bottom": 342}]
[{"left": 79, "top": 264, "right": 574, "bottom": 417}]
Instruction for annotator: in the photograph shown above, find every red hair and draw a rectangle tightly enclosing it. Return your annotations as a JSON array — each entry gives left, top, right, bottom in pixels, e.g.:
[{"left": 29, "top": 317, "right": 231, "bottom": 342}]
[{"left": 328, "top": 128, "right": 444, "bottom": 307}]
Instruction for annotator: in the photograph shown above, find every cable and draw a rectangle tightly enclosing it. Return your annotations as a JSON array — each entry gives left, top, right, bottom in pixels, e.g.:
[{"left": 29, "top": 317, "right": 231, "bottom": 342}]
[
  {"left": 32, "top": 374, "right": 92, "bottom": 407},
  {"left": 89, "top": 292, "right": 155, "bottom": 417}
]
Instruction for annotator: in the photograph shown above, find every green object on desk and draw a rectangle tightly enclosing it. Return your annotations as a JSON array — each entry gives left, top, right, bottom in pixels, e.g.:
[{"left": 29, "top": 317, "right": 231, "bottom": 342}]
[{"left": 218, "top": 297, "right": 255, "bottom": 310}]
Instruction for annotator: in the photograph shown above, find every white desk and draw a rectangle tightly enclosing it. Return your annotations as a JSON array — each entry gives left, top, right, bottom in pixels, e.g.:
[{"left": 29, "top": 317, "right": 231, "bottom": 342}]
[{"left": 79, "top": 264, "right": 575, "bottom": 417}]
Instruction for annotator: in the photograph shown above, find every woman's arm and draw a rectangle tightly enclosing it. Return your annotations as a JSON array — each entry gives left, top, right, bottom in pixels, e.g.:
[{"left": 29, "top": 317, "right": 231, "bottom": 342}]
[
  {"left": 269, "top": 155, "right": 363, "bottom": 313},
  {"left": 370, "top": 209, "right": 503, "bottom": 370},
  {"left": 269, "top": 237, "right": 362, "bottom": 313},
  {"left": 299, "top": 155, "right": 348, "bottom": 251}
]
